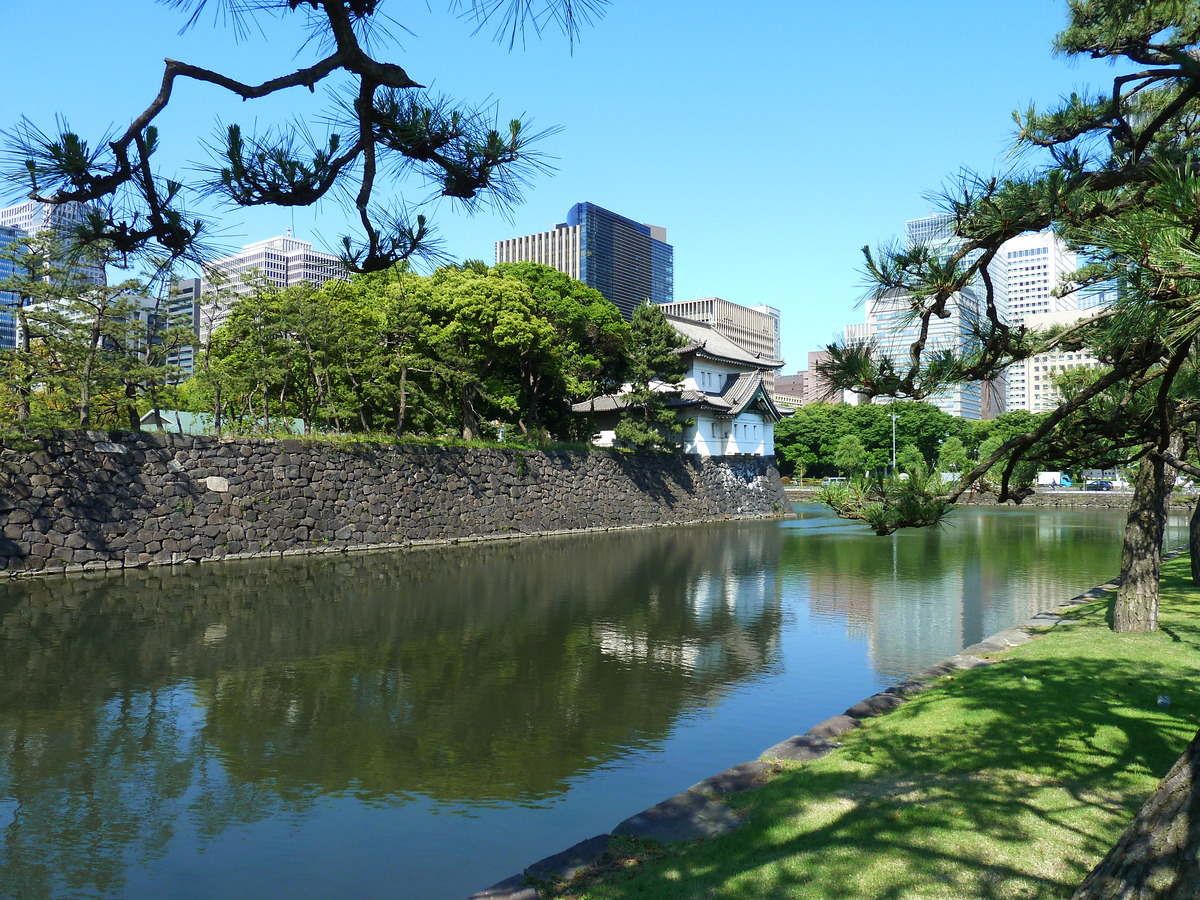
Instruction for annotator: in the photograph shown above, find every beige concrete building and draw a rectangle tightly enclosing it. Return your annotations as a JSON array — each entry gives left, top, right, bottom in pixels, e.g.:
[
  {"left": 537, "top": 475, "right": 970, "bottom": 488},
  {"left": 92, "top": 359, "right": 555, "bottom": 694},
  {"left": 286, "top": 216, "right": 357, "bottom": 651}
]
[
  {"left": 495, "top": 222, "right": 582, "bottom": 281},
  {"left": 1012, "top": 308, "right": 1107, "bottom": 413},
  {"left": 657, "top": 297, "right": 781, "bottom": 361}
]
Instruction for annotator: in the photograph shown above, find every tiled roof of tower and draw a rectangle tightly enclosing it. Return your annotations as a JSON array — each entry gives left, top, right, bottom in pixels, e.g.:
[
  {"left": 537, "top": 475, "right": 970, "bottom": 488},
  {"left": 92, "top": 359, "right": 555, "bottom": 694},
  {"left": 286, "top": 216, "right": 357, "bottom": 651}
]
[
  {"left": 665, "top": 315, "right": 784, "bottom": 369},
  {"left": 571, "top": 371, "right": 782, "bottom": 422}
]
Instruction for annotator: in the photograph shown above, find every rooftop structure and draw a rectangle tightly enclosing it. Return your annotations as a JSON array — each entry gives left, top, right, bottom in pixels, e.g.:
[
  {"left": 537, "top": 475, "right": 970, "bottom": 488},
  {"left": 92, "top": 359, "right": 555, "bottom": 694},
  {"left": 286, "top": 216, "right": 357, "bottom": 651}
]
[{"left": 657, "top": 296, "right": 781, "bottom": 360}]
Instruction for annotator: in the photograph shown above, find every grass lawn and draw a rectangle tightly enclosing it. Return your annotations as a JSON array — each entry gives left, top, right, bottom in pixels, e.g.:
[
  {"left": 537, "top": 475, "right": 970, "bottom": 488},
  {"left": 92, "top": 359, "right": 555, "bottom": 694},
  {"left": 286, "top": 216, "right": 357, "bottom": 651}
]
[{"left": 560, "top": 555, "right": 1200, "bottom": 900}]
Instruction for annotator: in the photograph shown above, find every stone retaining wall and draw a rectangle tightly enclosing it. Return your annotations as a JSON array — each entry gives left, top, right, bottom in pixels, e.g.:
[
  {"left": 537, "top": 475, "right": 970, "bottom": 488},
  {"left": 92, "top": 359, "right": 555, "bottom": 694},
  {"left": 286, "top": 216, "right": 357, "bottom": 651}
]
[{"left": 0, "top": 431, "right": 787, "bottom": 577}]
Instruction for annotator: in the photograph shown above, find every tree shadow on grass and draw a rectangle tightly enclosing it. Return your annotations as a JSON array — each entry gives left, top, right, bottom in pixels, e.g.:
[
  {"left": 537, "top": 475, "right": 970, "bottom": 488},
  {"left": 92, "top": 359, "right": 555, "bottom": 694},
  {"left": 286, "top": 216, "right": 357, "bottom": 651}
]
[{"left": 572, "top": 636, "right": 1200, "bottom": 900}]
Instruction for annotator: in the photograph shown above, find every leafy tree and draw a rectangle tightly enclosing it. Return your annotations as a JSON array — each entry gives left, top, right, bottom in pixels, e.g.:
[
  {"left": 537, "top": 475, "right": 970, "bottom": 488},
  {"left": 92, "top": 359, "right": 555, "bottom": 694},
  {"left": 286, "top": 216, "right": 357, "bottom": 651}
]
[
  {"left": 0, "top": 233, "right": 184, "bottom": 430},
  {"left": 816, "top": 0, "right": 1200, "bottom": 632},
  {"left": 897, "top": 443, "right": 925, "bottom": 476},
  {"left": 112, "top": 272, "right": 197, "bottom": 431},
  {"left": 495, "top": 261, "right": 630, "bottom": 437},
  {"left": 937, "top": 435, "right": 969, "bottom": 473},
  {"left": 422, "top": 263, "right": 556, "bottom": 440},
  {"left": 0, "top": 233, "right": 65, "bottom": 425},
  {"left": 833, "top": 433, "right": 868, "bottom": 476},
  {"left": 2, "top": 0, "right": 598, "bottom": 273},
  {"left": 333, "top": 265, "right": 442, "bottom": 437},
  {"left": 773, "top": 400, "right": 964, "bottom": 478},
  {"left": 612, "top": 302, "right": 688, "bottom": 451},
  {"left": 205, "top": 281, "right": 299, "bottom": 431}
]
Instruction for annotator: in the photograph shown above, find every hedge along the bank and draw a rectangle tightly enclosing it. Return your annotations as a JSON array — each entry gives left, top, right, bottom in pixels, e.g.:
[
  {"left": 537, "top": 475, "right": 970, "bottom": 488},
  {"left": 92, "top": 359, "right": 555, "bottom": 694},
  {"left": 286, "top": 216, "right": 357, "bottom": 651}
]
[{"left": 0, "top": 431, "right": 788, "bottom": 577}]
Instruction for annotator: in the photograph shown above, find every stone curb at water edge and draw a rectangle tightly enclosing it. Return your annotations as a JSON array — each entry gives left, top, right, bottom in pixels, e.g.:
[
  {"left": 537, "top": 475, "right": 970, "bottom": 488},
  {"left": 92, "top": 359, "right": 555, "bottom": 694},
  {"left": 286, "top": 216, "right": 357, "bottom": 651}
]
[{"left": 464, "top": 554, "right": 1182, "bottom": 899}]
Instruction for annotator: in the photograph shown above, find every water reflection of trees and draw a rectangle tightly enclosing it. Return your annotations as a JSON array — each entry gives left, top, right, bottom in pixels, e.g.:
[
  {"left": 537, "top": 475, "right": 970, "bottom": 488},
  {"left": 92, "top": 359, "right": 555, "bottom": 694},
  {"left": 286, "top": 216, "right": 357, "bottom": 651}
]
[{"left": 0, "top": 524, "right": 784, "bottom": 898}]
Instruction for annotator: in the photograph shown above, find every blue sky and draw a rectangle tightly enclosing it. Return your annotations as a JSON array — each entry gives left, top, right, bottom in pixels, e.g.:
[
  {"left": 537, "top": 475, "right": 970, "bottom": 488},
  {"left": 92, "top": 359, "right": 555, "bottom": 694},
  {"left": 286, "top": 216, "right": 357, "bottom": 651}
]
[{"left": 2, "top": 0, "right": 1114, "bottom": 370}]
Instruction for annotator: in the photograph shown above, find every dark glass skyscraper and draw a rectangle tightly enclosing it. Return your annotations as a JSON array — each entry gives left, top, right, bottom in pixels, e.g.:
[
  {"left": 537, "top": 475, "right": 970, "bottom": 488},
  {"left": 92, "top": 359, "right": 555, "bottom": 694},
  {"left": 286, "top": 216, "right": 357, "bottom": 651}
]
[
  {"left": 0, "top": 224, "right": 20, "bottom": 350},
  {"left": 496, "top": 202, "right": 673, "bottom": 320}
]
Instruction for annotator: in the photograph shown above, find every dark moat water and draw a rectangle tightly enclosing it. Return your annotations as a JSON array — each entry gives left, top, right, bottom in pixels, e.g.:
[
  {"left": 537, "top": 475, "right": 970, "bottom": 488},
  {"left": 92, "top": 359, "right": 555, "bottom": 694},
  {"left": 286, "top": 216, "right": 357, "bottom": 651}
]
[{"left": 0, "top": 505, "right": 1184, "bottom": 899}]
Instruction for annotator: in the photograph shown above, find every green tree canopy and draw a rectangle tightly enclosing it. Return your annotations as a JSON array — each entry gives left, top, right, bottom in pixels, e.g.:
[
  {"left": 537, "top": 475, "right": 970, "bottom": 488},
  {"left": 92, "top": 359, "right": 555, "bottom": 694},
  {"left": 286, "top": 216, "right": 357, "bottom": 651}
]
[
  {"left": 773, "top": 400, "right": 965, "bottom": 478},
  {"left": 937, "top": 435, "right": 969, "bottom": 473},
  {"left": 833, "top": 433, "right": 868, "bottom": 476}
]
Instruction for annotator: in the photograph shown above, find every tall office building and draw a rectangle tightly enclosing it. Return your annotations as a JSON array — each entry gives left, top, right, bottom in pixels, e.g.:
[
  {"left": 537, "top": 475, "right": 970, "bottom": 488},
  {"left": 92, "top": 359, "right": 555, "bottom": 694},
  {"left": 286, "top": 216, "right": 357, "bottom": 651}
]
[
  {"left": 1012, "top": 307, "right": 1106, "bottom": 413},
  {"left": 0, "top": 200, "right": 107, "bottom": 350},
  {"left": 999, "top": 231, "right": 1079, "bottom": 412},
  {"left": 0, "top": 199, "right": 90, "bottom": 237},
  {"left": 0, "top": 200, "right": 104, "bottom": 285},
  {"left": 166, "top": 277, "right": 201, "bottom": 380},
  {"left": 856, "top": 215, "right": 1010, "bottom": 420},
  {"left": 866, "top": 286, "right": 992, "bottom": 419},
  {"left": 496, "top": 202, "right": 673, "bottom": 320},
  {"left": 843, "top": 219, "right": 1086, "bottom": 418},
  {"left": 0, "top": 224, "right": 21, "bottom": 350},
  {"left": 198, "top": 233, "right": 347, "bottom": 340}
]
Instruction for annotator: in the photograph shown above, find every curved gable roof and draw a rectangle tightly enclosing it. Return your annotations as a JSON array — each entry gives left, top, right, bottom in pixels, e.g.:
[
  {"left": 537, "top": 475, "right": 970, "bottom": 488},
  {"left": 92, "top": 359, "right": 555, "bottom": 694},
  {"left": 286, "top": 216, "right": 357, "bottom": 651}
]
[{"left": 665, "top": 315, "right": 784, "bottom": 369}]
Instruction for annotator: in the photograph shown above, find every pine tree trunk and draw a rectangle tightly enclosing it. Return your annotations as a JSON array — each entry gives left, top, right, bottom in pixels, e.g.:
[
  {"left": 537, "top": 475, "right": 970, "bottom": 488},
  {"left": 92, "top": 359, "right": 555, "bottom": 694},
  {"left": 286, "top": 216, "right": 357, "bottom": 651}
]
[
  {"left": 1115, "top": 453, "right": 1166, "bottom": 633},
  {"left": 1189, "top": 497, "right": 1200, "bottom": 586},
  {"left": 1071, "top": 727, "right": 1200, "bottom": 899},
  {"left": 461, "top": 385, "right": 479, "bottom": 442},
  {"left": 1191, "top": 428, "right": 1200, "bottom": 586},
  {"left": 125, "top": 381, "right": 140, "bottom": 431},
  {"left": 14, "top": 305, "right": 32, "bottom": 425}
]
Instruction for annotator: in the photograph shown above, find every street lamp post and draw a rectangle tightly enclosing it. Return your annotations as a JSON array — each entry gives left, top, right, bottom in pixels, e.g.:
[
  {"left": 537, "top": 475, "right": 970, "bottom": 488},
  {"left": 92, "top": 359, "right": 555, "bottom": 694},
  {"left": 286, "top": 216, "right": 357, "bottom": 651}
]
[{"left": 888, "top": 413, "right": 898, "bottom": 475}]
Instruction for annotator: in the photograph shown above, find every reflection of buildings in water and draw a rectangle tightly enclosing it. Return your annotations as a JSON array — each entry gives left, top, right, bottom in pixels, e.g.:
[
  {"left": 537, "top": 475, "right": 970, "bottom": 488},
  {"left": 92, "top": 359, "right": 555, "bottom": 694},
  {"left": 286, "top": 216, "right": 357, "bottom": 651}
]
[
  {"left": 596, "top": 627, "right": 720, "bottom": 674},
  {"left": 803, "top": 572, "right": 877, "bottom": 640},
  {"left": 862, "top": 569, "right": 968, "bottom": 678},
  {"left": 799, "top": 555, "right": 972, "bottom": 679},
  {"left": 597, "top": 524, "right": 785, "bottom": 680},
  {"left": 686, "top": 569, "right": 772, "bottom": 622}
]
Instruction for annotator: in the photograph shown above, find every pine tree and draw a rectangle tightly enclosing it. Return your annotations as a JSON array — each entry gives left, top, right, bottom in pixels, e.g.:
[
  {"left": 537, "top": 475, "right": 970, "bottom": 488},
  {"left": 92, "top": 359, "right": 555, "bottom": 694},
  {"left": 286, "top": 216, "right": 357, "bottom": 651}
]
[
  {"left": 2, "top": 0, "right": 602, "bottom": 272},
  {"left": 818, "top": 0, "right": 1200, "bottom": 632},
  {"left": 612, "top": 302, "right": 689, "bottom": 451}
]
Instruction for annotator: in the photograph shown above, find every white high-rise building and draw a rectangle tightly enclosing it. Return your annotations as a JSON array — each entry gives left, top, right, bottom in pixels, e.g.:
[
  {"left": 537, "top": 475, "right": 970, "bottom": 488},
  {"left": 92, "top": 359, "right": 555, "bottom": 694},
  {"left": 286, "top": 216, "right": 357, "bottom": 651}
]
[
  {"left": 999, "top": 231, "right": 1079, "bottom": 412},
  {"left": 1002, "top": 231, "right": 1077, "bottom": 324},
  {"left": 845, "top": 219, "right": 1082, "bottom": 418},
  {"left": 0, "top": 199, "right": 105, "bottom": 289},
  {"left": 855, "top": 215, "right": 1010, "bottom": 419},
  {"left": 0, "top": 200, "right": 107, "bottom": 350},
  {"left": 198, "top": 233, "right": 347, "bottom": 340},
  {"left": 0, "top": 199, "right": 91, "bottom": 237}
]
